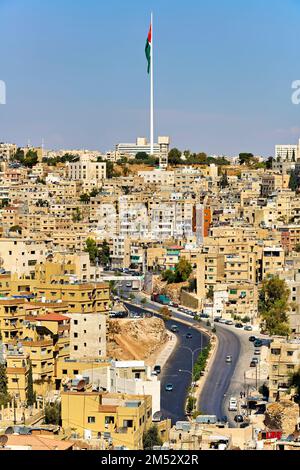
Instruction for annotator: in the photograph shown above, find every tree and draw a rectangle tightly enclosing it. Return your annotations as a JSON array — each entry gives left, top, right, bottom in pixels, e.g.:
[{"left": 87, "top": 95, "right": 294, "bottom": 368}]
[
  {"left": 174, "top": 258, "right": 193, "bottom": 282},
  {"left": 23, "top": 149, "right": 38, "bottom": 168},
  {"left": 135, "top": 152, "right": 149, "bottom": 161},
  {"left": 26, "top": 360, "right": 36, "bottom": 406},
  {"left": 265, "top": 157, "right": 273, "bottom": 169},
  {"left": 0, "top": 362, "right": 10, "bottom": 406},
  {"left": 160, "top": 306, "right": 172, "bottom": 323},
  {"left": 295, "top": 244, "right": 300, "bottom": 253},
  {"left": 44, "top": 401, "right": 61, "bottom": 425},
  {"left": 168, "top": 148, "right": 182, "bottom": 165},
  {"left": 9, "top": 225, "right": 22, "bottom": 234},
  {"left": 72, "top": 207, "right": 82, "bottom": 222},
  {"left": 207, "top": 286, "right": 214, "bottom": 301},
  {"left": 80, "top": 193, "right": 90, "bottom": 204},
  {"left": 143, "top": 425, "right": 163, "bottom": 449},
  {"left": 239, "top": 153, "right": 254, "bottom": 166},
  {"left": 84, "top": 238, "right": 99, "bottom": 264},
  {"left": 99, "top": 239, "right": 110, "bottom": 266},
  {"left": 289, "top": 170, "right": 298, "bottom": 191},
  {"left": 220, "top": 172, "right": 229, "bottom": 189},
  {"left": 258, "top": 276, "right": 291, "bottom": 336},
  {"left": 161, "top": 269, "right": 176, "bottom": 284}
]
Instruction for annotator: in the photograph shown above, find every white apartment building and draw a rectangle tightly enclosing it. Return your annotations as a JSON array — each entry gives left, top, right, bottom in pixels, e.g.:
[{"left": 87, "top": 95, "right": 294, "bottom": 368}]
[
  {"left": 138, "top": 168, "right": 175, "bottom": 186},
  {"left": 66, "top": 155, "right": 106, "bottom": 183},
  {"left": 68, "top": 313, "right": 106, "bottom": 359},
  {"left": 273, "top": 142, "right": 299, "bottom": 174},
  {"left": 116, "top": 136, "right": 170, "bottom": 158},
  {"left": 119, "top": 198, "right": 149, "bottom": 239},
  {"left": 0, "top": 238, "right": 50, "bottom": 276}
]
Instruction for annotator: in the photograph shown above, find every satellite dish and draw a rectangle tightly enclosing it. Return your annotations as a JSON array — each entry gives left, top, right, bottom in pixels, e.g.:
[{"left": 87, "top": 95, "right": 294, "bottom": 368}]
[
  {"left": 0, "top": 435, "right": 8, "bottom": 447},
  {"left": 77, "top": 379, "right": 86, "bottom": 391}
]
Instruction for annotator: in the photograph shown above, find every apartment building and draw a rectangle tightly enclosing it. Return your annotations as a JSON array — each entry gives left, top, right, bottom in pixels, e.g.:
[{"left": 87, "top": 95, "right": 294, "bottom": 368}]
[
  {"left": 0, "top": 238, "right": 50, "bottom": 276},
  {"left": 66, "top": 155, "right": 106, "bottom": 183},
  {"left": 68, "top": 313, "right": 106, "bottom": 359},
  {"left": 6, "top": 347, "right": 30, "bottom": 402},
  {"left": 268, "top": 337, "right": 300, "bottom": 400},
  {"left": 61, "top": 390, "right": 152, "bottom": 449}
]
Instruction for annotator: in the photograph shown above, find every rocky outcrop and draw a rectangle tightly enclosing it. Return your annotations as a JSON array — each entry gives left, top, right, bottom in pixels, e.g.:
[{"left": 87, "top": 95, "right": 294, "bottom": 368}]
[{"left": 264, "top": 400, "right": 300, "bottom": 436}]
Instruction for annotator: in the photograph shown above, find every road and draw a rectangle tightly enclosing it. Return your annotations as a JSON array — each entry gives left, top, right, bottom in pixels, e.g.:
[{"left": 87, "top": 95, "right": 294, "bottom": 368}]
[
  {"left": 125, "top": 302, "right": 208, "bottom": 424},
  {"left": 124, "top": 296, "right": 257, "bottom": 427}
]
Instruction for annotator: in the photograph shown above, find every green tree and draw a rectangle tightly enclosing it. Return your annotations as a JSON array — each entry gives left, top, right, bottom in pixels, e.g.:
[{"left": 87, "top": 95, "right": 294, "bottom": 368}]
[
  {"left": 0, "top": 362, "right": 10, "bottom": 406},
  {"left": 220, "top": 172, "right": 229, "bottom": 189},
  {"left": 258, "top": 276, "right": 291, "bottom": 336},
  {"left": 168, "top": 148, "right": 182, "bottom": 164},
  {"left": 143, "top": 425, "right": 163, "bottom": 449},
  {"left": 207, "top": 286, "right": 214, "bottom": 301},
  {"left": 24, "top": 149, "right": 38, "bottom": 168},
  {"left": 289, "top": 170, "right": 298, "bottom": 191},
  {"left": 265, "top": 157, "right": 274, "bottom": 169},
  {"left": 99, "top": 239, "right": 110, "bottom": 266},
  {"left": 186, "top": 396, "right": 197, "bottom": 414},
  {"left": 26, "top": 360, "right": 36, "bottom": 406},
  {"left": 135, "top": 152, "right": 149, "bottom": 161},
  {"left": 44, "top": 401, "right": 61, "bottom": 425},
  {"left": 295, "top": 244, "right": 300, "bottom": 253},
  {"left": 72, "top": 207, "right": 82, "bottom": 222},
  {"left": 9, "top": 225, "right": 22, "bottom": 234},
  {"left": 84, "top": 238, "right": 99, "bottom": 264},
  {"left": 161, "top": 269, "right": 176, "bottom": 284},
  {"left": 239, "top": 153, "right": 254, "bottom": 165},
  {"left": 174, "top": 258, "right": 193, "bottom": 282},
  {"left": 80, "top": 193, "right": 90, "bottom": 204}
]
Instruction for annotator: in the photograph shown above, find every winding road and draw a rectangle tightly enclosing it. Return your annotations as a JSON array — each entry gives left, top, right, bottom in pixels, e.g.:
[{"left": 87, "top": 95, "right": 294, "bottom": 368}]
[{"left": 124, "top": 298, "right": 252, "bottom": 426}]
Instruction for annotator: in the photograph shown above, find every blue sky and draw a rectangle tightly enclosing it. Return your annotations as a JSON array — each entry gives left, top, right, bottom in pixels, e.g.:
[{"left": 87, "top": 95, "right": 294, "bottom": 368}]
[{"left": 1, "top": 0, "right": 300, "bottom": 155}]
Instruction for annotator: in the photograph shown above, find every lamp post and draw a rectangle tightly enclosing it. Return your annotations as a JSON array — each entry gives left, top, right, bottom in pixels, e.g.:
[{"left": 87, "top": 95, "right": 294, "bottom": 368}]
[{"left": 179, "top": 345, "right": 203, "bottom": 414}]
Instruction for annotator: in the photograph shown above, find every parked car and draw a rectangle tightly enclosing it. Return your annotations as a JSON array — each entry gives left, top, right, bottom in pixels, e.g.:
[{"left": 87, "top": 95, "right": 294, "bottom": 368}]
[
  {"left": 200, "top": 313, "right": 210, "bottom": 319},
  {"left": 234, "top": 415, "right": 244, "bottom": 423},
  {"left": 254, "top": 349, "right": 261, "bottom": 355},
  {"left": 219, "top": 318, "right": 227, "bottom": 324},
  {"left": 186, "top": 332, "right": 193, "bottom": 339},
  {"left": 228, "top": 397, "right": 238, "bottom": 411},
  {"left": 225, "top": 355, "right": 232, "bottom": 363},
  {"left": 244, "top": 325, "right": 253, "bottom": 331},
  {"left": 254, "top": 339, "right": 263, "bottom": 347},
  {"left": 251, "top": 357, "right": 259, "bottom": 364},
  {"left": 214, "top": 317, "right": 221, "bottom": 323},
  {"left": 250, "top": 360, "right": 257, "bottom": 367},
  {"left": 221, "top": 415, "right": 228, "bottom": 423},
  {"left": 154, "top": 365, "right": 161, "bottom": 375},
  {"left": 235, "top": 323, "right": 243, "bottom": 329},
  {"left": 165, "top": 383, "right": 173, "bottom": 392},
  {"left": 225, "top": 320, "right": 234, "bottom": 325},
  {"left": 249, "top": 336, "right": 257, "bottom": 342},
  {"left": 240, "top": 422, "right": 250, "bottom": 428}
]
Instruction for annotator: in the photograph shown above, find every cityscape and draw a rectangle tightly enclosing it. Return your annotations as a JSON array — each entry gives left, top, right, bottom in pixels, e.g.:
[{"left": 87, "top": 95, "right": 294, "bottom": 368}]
[{"left": 0, "top": 0, "right": 300, "bottom": 457}]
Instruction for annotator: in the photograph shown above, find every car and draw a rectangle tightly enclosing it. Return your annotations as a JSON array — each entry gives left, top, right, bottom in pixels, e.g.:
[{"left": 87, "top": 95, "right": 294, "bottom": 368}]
[
  {"left": 228, "top": 397, "right": 238, "bottom": 411},
  {"left": 186, "top": 332, "right": 193, "bottom": 339},
  {"left": 165, "top": 383, "right": 173, "bottom": 392},
  {"left": 254, "top": 339, "right": 263, "bottom": 348},
  {"left": 244, "top": 325, "right": 253, "bottom": 331},
  {"left": 126, "top": 282, "right": 132, "bottom": 288},
  {"left": 235, "top": 323, "right": 243, "bottom": 329},
  {"left": 214, "top": 317, "right": 221, "bottom": 323},
  {"left": 249, "top": 336, "right": 257, "bottom": 342},
  {"left": 254, "top": 349, "right": 261, "bottom": 355},
  {"left": 151, "top": 371, "right": 158, "bottom": 376},
  {"left": 225, "top": 355, "right": 232, "bottom": 363},
  {"left": 171, "top": 325, "right": 179, "bottom": 333},
  {"left": 154, "top": 365, "right": 161, "bottom": 375},
  {"left": 251, "top": 357, "right": 259, "bottom": 363},
  {"left": 221, "top": 415, "right": 228, "bottom": 423},
  {"left": 219, "top": 318, "right": 227, "bottom": 324},
  {"left": 250, "top": 360, "right": 257, "bottom": 367},
  {"left": 171, "top": 302, "right": 179, "bottom": 308},
  {"left": 225, "top": 320, "right": 234, "bottom": 325},
  {"left": 200, "top": 313, "right": 210, "bottom": 319},
  {"left": 234, "top": 415, "right": 244, "bottom": 423}
]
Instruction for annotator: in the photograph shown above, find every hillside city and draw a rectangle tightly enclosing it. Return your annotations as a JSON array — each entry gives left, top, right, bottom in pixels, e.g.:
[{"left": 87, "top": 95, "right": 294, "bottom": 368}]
[{"left": 0, "top": 138, "right": 300, "bottom": 451}]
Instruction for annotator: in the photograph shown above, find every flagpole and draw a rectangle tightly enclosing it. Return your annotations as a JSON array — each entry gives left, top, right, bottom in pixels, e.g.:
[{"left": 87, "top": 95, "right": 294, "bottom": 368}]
[{"left": 150, "top": 12, "right": 154, "bottom": 155}]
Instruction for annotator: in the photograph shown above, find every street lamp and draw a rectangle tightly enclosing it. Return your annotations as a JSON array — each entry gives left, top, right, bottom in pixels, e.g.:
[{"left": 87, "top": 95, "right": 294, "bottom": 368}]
[{"left": 179, "top": 346, "right": 203, "bottom": 414}]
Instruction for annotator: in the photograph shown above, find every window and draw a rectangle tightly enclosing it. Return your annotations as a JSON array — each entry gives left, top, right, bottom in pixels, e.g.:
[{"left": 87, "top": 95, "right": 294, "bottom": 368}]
[
  {"left": 74, "top": 320, "right": 78, "bottom": 325},
  {"left": 74, "top": 333, "right": 78, "bottom": 338},
  {"left": 123, "top": 419, "right": 133, "bottom": 428},
  {"left": 62, "top": 369, "right": 67, "bottom": 375},
  {"left": 74, "top": 346, "right": 78, "bottom": 351},
  {"left": 88, "top": 416, "right": 95, "bottom": 423},
  {"left": 287, "top": 351, "right": 294, "bottom": 356},
  {"left": 73, "top": 370, "right": 79, "bottom": 374},
  {"left": 105, "top": 416, "right": 115, "bottom": 424}
]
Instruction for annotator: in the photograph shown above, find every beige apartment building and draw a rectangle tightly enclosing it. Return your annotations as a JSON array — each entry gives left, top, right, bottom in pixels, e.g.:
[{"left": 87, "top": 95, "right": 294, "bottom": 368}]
[
  {"left": 68, "top": 312, "right": 106, "bottom": 359},
  {"left": 268, "top": 337, "right": 300, "bottom": 400},
  {"left": 66, "top": 155, "right": 106, "bottom": 183}
]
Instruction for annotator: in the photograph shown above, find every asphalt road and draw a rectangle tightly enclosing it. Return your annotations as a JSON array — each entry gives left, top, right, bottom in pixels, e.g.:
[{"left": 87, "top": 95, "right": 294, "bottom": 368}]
[
  {"left": 124, "top": 302, "right": 208, "bottom": 424},
  {"left": 124, "top": 298, "right": 255, "bottom": 426}
]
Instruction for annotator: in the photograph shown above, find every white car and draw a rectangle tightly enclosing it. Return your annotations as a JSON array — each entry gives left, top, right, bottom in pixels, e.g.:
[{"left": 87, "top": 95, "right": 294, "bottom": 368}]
[
  {"left": 228, "top": 397, "right": 238, "bottom": 412},
  {"left": 225, "top": 355, "right": 232, "bottom": 363},
  {"left": 219, "top": 318, "right": 227, "bottom": 324}
]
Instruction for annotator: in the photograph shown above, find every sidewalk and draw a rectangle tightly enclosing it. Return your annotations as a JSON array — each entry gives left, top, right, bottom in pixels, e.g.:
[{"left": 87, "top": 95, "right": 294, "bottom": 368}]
[{"left": 155, "top": 331, "right": 178, "bottom": 369}]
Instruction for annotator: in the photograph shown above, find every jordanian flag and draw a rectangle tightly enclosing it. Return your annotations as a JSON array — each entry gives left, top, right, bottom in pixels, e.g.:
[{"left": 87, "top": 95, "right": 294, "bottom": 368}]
[{"left": 145, "top": 23, "right": 152, "bottom": 74}]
